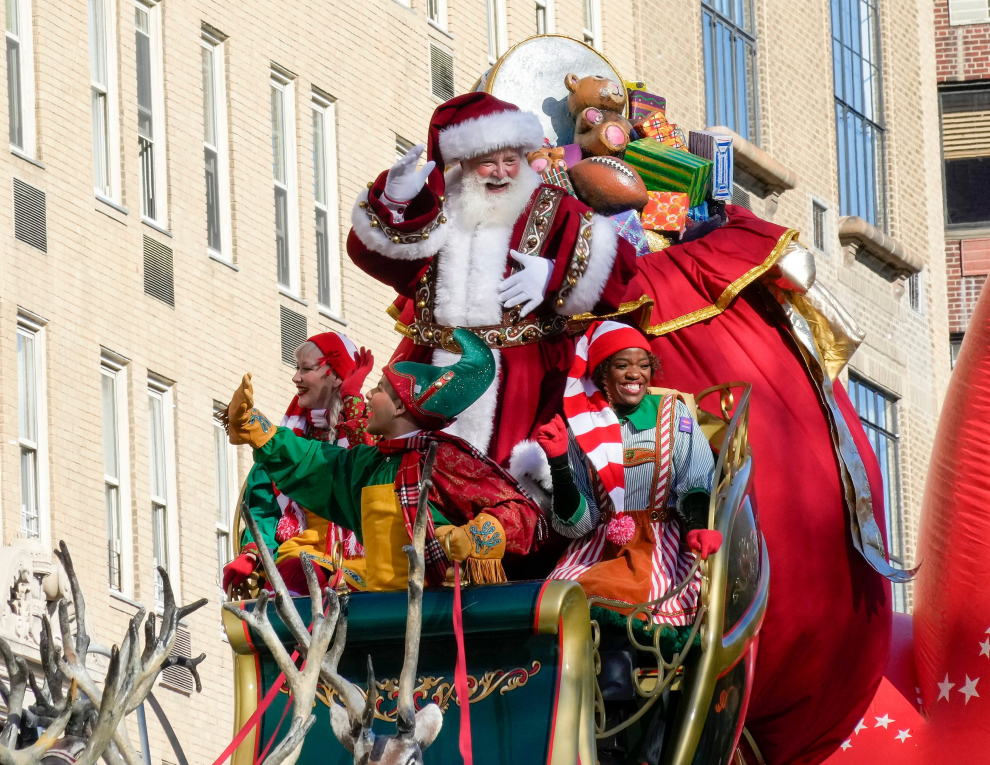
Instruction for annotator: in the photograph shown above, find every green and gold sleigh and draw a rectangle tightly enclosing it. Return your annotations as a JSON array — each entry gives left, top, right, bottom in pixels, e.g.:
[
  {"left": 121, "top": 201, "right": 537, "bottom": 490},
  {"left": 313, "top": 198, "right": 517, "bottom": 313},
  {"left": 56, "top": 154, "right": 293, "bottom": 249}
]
[{"left": 223, "top": 382, "right": 768, "bottom": 765}]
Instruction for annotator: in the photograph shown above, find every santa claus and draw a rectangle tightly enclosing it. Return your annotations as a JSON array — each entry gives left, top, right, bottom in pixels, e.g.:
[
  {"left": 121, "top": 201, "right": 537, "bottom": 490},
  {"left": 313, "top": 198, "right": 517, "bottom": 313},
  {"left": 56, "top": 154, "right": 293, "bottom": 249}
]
[{"left": 347, "top": 92, "right": 637, "bottom": 471}]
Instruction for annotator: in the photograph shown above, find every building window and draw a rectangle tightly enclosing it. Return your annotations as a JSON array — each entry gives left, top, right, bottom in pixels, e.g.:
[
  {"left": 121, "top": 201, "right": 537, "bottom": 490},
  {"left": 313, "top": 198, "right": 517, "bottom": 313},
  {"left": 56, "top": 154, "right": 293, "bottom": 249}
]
[
  {"left": 812, "top": 200, "right": 828, "bottom": 253},
  {"left": 701, "top": 0, "right": 758, "bottom": 144},
  {"left": 102, "top": 355, "right": 130, "bottom": 593},
  {"left": 6, "top": 0, "right": 35, "bottom": 155},
  {"left": 426, "top": 0, "right": 446, "bottom": 29},
  {"left": 848, "top": 376, "right": 906, "bottom": 613},
  {"left": 135, "top": 1, "right": 167, "bottom": 224},
  {"left": 17, "top": 315, "right": 47, "bottom": 541},
  {"left": 148, "top": 380, "right": 177, "bottom": 606},
  {"left": 831, "top": 0, "right": 886, "bottom": 230},
  {"left": 202, "top": 30, "right": 232, "bottom": 260},
  {"left": 313, "top": 95, "right": 341, "bottom": 314},
  {"left": 940, "top": 87, "right": 990, "bottom": 229},
  {"left": 950, "top": 332, "right": 965, "bottom": 368},
  {"left": 214, "top": 405, "right": 236, "bottom": 596},
  {"left": 948, "top": 0, "right": 990, "bottom": 25},
  {"left": 536, "top": 0, "right": 554, "bottom": 34},
  {"left": 396, "top": 135, "right": 415, "bottom": 161},
  {"left": 583, "top": 0, "right": 600, "bottom": 48},
  {"left": 271, "top": 69, "right": 299, "bottom": 294},
  {"left": 486, "top": 0, "right": 507, "bottom": 62},
  {"left": 908, "top": 271, "right": 923, "bottom": 313},
  {"left": 89, "top": 0, "right": 120, "bottom": 200}
]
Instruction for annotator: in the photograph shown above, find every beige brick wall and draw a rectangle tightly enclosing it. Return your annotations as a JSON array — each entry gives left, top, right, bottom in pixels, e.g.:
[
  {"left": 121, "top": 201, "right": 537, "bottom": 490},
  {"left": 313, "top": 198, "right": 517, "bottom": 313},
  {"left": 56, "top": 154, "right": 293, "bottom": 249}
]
[{"left": 0, "top": 0, "right": 946, "bottom": 762}]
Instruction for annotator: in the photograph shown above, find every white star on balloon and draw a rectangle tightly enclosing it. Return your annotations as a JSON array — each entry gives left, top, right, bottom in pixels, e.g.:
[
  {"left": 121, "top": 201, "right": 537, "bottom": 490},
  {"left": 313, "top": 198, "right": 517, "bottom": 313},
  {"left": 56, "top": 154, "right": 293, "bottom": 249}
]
[
  {"left": 980, "top": 638, "right": 990, "bottom": 658},
  {"left": 938, "top": 674, "right": 955, "bottom": 701},
  {"left": 959, "top": 675, "right": 980, "bottom": 705},
  {"left": 840, "top": 739, "right": 853, "bottom": 751},
  {"left": 894, "top": 729, "right": 912, "bottom": 743},
  {"left": 853, "top": 718, "right": 867, "bottom": 734},
  {"left": 874, "top": 714, "right": 894, "bottom": 729}
]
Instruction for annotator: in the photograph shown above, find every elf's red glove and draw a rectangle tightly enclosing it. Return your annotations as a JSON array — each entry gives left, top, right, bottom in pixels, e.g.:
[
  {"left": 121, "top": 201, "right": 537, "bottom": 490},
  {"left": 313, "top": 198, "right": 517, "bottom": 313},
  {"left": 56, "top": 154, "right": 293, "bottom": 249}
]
[
  {"left": 686, "top": 529, "right": 723, "bottom": 560},
  {"left": 536, "top": 415, "right": 569, "bottom": 459},
  {"left": 222, "top": 551, "right": 258, "bottom": 590},
  {"left": 339, "top": 348, "right": 375, "bottom": 398}
]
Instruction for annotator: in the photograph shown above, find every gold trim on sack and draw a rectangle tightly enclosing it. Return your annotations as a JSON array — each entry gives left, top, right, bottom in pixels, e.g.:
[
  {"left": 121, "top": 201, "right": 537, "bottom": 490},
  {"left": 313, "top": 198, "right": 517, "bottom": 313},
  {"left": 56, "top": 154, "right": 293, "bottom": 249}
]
[{"left": 645, "top": 229, "right": 800, "bottom": 336}]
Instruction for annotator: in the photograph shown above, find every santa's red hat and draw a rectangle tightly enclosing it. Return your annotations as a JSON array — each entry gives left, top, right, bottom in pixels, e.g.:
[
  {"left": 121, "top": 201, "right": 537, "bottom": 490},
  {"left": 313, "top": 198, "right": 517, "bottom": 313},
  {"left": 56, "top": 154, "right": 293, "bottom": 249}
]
[{"left": 420, "top": 93, "right": 545, "bottom": 197}]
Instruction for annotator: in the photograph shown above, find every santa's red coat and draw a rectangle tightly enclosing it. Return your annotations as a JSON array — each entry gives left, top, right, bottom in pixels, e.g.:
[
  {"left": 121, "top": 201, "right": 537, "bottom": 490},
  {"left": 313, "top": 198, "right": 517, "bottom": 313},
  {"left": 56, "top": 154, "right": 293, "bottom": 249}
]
[{"left": 627, "top": 207, "right": 892, "bottom": 765}]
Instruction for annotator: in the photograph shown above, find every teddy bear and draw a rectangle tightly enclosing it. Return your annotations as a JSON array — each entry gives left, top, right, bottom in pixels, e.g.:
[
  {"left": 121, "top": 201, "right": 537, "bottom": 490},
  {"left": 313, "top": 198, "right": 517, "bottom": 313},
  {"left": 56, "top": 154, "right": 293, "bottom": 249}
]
[
  {"left": 526, "top": 145, "right": 568, "bottom": 176},
  {"left": 564, "top": 73, "right": 633, "bottom": 157}
]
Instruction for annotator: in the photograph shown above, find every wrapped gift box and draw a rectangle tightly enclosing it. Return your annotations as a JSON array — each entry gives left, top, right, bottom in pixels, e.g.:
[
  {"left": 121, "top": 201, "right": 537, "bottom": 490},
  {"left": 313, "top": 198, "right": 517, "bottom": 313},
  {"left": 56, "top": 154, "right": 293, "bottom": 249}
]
[
  {"left": 688, "top": 130, "right": 733, "bottom": 201},
  {"left": 632, "top": 111, "right": 686, "bottom": 149},
  {"left": 641, "top": 191, "right": 690, "bottom": 232},
  {"left": 543, "top": 164, "right": 576, "bottom": 196},
  {"left": 610, "top": 210, "right": 651, "bottom": 257},
  {"left": 624, "top": 139, "right": 713, "bottom": 206},
  {"left": 688, "top": 203, "right": 709, "bottom": 222},
  {"left": 628, "top": 90, "right": 667, "bottom": 122},
  {"left": 559, "top": 143, "right": 582, "bottom": 168}
]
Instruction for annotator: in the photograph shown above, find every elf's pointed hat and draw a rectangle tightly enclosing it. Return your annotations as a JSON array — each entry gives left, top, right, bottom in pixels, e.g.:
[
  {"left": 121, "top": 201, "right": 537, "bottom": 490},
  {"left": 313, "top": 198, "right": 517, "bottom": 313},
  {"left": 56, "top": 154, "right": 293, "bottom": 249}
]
[
  {"left": 384, "top": 329, "right": 496, "bottom": 430},
  {"left": 420, "top": 92, "right": 546, "bottom": 201}
]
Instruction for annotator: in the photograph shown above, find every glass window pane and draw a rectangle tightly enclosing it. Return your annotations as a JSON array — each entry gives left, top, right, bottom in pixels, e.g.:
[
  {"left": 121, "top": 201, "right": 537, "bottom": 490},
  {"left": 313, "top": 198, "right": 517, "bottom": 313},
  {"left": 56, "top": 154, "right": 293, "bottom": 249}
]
[
  {"left": 271, "top": 85, "right": 286, "bottom": 184},
  {"left": 6, "top": 0, "right": 19, "bottom": 36},
  {"left": 102, "top": 373, "right": 119, "bottom": 479},
  {"left": 214, "top": 422, "right": 229, "bottom": 527},
  {"left": 275, "top": 186, "right": 290, "bottom": 286},
  {"left": 135, "top": 24, "right": 153, "bottom": 139},
  {"left": 106, "top": 483, "right": 121, "bottom": 590},
  {"left": 202, "top": 45, "right": 216, "bottom": 146},
  {"left": 92, "top": 89, "right": 109, "bottom": 193},
  {"left": 18, "top": 332, "right": 37, "bottom": 442},
  {"left": 148, "top": 393, "right": 166, "bottom": 500},
  {"left": 7, "top": 37, "right": 22, "bottom": 148},
  {"left": 313, "top": 108, "right": 326, "bottom": 205},
  {"left": 316, "top": 207, "right": 330, "bottom": 306},
  {"left": 88, "top": 0, "right": 107, "bottom": 88},
  {"left": 205, "top": 146, "right": 221, "bottom": 251},
  {"left": 21, "top": 447, "right": 38, "bottom": 536}
]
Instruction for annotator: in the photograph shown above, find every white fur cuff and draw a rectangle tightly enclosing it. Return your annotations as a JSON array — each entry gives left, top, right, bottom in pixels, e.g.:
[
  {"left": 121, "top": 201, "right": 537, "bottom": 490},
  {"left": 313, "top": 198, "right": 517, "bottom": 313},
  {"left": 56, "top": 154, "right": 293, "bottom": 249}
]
[
  {"left": 509, "top": 440, "right": 552, "bottom": 510},
  {"left": 350, "top": 189, "right": 448, "bottom": 261}
]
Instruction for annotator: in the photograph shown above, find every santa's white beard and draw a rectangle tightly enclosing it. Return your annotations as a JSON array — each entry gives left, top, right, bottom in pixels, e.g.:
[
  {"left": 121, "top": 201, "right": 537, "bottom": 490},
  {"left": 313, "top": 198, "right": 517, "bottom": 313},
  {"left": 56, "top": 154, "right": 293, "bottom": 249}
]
[{"left": 450, "top": 162, "right": 541, "bottom": 230}]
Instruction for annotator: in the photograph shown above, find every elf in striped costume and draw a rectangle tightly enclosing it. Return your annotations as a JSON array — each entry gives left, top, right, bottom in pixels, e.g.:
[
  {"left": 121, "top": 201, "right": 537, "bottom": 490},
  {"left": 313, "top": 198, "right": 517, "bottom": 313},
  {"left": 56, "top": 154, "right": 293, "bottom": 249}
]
[
  {"left": 222, "top": 331, "right": 376, "bottom": 595},
  {"left": 536, "top": 321, "right": 723, "bottom": 637}
]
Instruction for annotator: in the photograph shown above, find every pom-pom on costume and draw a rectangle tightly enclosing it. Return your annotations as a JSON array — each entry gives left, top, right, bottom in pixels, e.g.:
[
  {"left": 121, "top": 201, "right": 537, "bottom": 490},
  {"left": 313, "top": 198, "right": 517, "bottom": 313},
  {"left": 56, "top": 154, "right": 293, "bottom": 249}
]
[
  {"left": 347, "top": 92, "right": 638, "bottom": 469},
  {"left": 237, "top": 331, "right": 375, "bottom": 593},
  {"left": 233, "top": 330, "right": 545, "bottom": 591},
  {"left": 542, "top": 321, "right": 716, "bottom": 628}
]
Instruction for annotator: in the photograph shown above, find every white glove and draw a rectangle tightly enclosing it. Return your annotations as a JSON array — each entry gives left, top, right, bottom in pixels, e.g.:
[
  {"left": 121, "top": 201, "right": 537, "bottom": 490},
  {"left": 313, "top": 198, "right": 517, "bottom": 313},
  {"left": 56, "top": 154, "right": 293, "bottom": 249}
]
[
  {"left": 383, "top": 144, "right": 437, "bottom": 203},
  {"left": 499, "top": 250, "right": 553, "bottom": 316}
]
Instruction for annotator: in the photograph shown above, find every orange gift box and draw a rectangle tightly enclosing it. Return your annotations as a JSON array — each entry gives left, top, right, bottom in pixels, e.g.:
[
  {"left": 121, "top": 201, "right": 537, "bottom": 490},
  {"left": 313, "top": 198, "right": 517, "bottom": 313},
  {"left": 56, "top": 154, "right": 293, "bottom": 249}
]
[
  {"left": 633, "top": 110, "right": 687, "bottom": 150},
  {"left": 640, "top": 191, "right": 690, "bottom": 232}
]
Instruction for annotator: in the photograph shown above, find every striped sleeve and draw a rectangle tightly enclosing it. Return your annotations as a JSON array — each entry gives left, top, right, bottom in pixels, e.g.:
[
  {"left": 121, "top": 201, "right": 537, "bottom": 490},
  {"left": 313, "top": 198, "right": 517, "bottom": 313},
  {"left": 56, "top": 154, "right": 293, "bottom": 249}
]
[
  {"left": 551, "top": 432, "right": 601, "bottom": 538},
  {"left": 670, "top": 400, "right": 716, "bottom": 508}
]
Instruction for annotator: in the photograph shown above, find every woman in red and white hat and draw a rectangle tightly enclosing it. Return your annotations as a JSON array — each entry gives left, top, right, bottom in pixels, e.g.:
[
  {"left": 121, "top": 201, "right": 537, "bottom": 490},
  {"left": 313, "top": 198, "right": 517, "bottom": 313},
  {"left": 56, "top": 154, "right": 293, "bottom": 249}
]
[
  {"left": 537, "top": 320, "right": 723, "bottom": 634},
  {"left": 222, "top": 331, "right": 376, "bottom": 595}
]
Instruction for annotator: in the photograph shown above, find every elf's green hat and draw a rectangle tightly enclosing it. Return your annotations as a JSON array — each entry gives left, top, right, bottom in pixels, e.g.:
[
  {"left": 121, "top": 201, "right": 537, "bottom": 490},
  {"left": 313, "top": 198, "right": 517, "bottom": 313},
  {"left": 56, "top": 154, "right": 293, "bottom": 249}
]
[{"left": 384, "top": 329, "right": 495, "bottom": 430}]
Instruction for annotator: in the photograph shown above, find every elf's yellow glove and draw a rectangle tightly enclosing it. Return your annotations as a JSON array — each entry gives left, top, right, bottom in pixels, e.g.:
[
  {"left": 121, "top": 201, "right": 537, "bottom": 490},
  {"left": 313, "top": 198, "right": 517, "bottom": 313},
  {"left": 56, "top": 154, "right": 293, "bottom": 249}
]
[
  {"left": 434, "top": 513, "right": 507, "bottom": 585},
  {"left": 227, "top": 374, "right": 277, "bottom": 449}
]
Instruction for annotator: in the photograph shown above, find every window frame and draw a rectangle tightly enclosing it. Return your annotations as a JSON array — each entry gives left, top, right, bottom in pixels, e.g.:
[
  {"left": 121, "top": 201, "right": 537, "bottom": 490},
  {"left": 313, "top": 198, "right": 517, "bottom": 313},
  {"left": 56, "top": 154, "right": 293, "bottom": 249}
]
[
  {"left": 6, "top": 0, "right": 36, "bottom": 156},
  {"left": 312, "top": 93, "right": 341, "bottom": 316},
  {"left": 135, "top": 0, "right": 168, "bottom": 226},
  {"left": 486, "top": 0, "right": 507, "bottom": 64},
  {"left": 89, "top": 0, "right": 122, "bottom": 202},
  {"left": 811, "top": 198, "right": 829, "bottom": 255},
  {"left": 831, "top": 0, "right": 887, "bottom": 231},
  {"left": 426, "top": 0, "right": 447, "bottom": 31},
  {"left": 101, "top": 351, "right": 133, "bottom": 596},
  {"left": 147, "top": 378, "right": 180, "bottom": 606},
  {"left": 202, "top": 30, "right": 232, "bottom": 261},
  {"left": 535, "top": 0, "right": 555, "bottom": 34},
  {"left": 582, "top": 0, "right": 601, "bottom": 49},
  {"left": 701, "top": 0, "right": 759, "bottom": 145},
  {"left": 16, "top": 310, "right": 49, "bottom": 546},
  {"left": 213, "top": 403, "right": 238, "bottom": 597},
  {"left": 271, "top": 67, "right": 300, "bottom": 296},
  {"left": 847, "top": 374, "right": 906, "bottom": 613},
  {"left": 939, "top": 85, "right": 990, "bottom": 231}
]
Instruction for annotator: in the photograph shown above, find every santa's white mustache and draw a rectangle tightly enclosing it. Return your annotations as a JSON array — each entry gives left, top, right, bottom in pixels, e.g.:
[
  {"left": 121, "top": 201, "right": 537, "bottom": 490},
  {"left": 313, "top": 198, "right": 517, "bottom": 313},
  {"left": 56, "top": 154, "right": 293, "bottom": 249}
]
[{"left": 485, "top": 177, "right": 512, "bottom": 188}]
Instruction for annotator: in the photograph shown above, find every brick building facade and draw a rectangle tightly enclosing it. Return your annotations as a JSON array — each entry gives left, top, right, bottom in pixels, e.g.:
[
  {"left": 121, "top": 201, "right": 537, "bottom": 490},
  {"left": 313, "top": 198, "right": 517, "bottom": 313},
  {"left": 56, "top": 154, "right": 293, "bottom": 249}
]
[
  {"left": 935, "top": 0, "right": 990, "bottom": 364},
  {"left": 0, "top": 0, "right": 946, "bottom": 762}
]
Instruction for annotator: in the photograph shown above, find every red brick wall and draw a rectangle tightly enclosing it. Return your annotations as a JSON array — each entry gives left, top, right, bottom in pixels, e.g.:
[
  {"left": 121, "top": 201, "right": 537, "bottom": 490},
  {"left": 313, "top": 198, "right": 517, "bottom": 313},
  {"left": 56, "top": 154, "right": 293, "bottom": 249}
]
[
  {"left": 935, "top": 0, "right": 990, "bottom": 82},
  {"left": 947, "top": 240, "right": 988, "bottom": 333}
]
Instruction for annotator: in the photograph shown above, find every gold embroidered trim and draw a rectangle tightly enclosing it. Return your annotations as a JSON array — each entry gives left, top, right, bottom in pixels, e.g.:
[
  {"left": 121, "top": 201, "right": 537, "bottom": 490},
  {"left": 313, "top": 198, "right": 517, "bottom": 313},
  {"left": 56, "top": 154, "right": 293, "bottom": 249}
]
[{"left": 645, "top": 228, "right": 799, "bottom": 336}]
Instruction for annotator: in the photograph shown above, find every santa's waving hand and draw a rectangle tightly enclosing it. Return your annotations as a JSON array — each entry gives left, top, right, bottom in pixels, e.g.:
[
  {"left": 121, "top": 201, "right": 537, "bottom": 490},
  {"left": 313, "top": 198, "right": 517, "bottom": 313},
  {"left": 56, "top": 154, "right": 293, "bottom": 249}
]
[{"left": 348, "top": 93, "right": 638, "bottom": 511}]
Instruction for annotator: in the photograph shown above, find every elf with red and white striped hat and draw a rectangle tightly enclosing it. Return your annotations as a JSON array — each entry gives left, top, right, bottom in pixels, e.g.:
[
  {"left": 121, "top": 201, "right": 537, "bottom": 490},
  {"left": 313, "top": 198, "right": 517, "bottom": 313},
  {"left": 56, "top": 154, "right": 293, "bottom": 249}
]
[{"left": 535, "top": 320, "right": 722, "bottom": 636}]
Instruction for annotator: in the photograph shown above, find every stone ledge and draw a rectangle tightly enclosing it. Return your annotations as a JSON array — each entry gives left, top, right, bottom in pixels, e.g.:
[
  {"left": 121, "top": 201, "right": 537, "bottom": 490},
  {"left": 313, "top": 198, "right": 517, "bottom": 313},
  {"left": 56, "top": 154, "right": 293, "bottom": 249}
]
[
  {"left": 838, "top": 216, "right": 923, "bottom": 281},
  {"left": 707, "top": 125, "right": 799, "bottom": 194}
]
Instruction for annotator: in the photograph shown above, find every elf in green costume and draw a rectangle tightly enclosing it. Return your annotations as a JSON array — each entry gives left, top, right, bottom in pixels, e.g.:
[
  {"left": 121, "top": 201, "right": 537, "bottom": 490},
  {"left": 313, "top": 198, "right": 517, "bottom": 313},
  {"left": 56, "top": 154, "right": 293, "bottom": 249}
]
[{"left": 226, "top": 329, "right": 545, "bottom": 591}]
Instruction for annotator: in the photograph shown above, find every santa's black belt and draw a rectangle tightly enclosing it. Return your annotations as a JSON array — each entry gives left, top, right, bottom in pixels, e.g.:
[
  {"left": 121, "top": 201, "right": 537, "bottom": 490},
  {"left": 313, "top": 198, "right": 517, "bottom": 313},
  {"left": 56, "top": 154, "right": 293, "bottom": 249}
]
[{"left": 408, "top": 316, "right": 567, "bottom": 351}]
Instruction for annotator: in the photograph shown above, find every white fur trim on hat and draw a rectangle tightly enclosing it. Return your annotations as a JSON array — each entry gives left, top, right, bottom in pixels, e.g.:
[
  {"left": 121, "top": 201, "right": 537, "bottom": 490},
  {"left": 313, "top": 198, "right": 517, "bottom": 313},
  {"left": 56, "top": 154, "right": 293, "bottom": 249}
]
[{"left": 439, "top": 110, "right": 545, "bottom": 163}]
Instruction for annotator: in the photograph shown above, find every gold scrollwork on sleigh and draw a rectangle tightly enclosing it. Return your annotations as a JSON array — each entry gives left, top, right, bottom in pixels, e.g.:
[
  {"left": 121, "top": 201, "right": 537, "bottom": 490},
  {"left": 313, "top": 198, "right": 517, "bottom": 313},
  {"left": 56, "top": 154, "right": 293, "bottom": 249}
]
[{"left": 299, "top": 661, "right": 542, "bottom": 722}]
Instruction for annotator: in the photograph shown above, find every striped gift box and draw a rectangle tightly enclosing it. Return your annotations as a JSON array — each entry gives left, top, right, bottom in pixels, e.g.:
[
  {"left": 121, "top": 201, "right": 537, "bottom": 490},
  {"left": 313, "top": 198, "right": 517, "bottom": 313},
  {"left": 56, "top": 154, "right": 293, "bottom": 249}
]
[
  {"left": 542, "top": 163, "right": 576, "bottom": 196},
  {"left": 688, "top": 130, "right": 733, "bottom": 200},
  {"left": 624, "top": 139, "right": 713, "bottom": 206},
  {"left": 627, "top": 89, "right": 667, "bottom": 122}
]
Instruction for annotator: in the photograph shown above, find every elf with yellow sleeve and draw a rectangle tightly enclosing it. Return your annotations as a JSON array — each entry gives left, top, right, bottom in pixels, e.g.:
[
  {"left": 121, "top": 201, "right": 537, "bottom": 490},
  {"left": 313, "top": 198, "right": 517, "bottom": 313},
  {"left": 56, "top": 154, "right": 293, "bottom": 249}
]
[{"left": 225, "top": 329, "right": 546, "bottom": 591}]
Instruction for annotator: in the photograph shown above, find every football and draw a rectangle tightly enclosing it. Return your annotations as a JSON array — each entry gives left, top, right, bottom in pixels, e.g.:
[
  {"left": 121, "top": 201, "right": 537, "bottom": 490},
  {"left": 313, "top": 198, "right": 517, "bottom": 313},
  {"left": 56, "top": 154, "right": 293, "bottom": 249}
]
[{"left": 568, "top": 155, "right": 649, "bottom": 216}]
